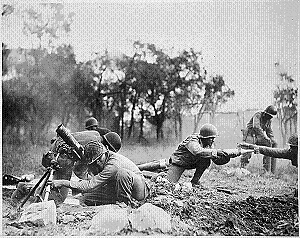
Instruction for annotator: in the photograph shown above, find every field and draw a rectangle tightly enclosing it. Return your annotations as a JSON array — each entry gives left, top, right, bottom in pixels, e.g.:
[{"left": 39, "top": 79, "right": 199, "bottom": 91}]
[{"left": 2, "top": 110, "right": 298, "bottom": 236}]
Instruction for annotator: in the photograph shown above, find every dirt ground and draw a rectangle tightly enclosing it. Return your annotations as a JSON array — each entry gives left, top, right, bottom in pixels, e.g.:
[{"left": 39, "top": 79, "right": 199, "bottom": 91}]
[{"left": 2, "top": 167, "right": 299, "bottom": 236}]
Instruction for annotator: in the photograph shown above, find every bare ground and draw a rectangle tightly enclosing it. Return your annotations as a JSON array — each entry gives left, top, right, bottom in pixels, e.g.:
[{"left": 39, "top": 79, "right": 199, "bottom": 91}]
[{"left": 2, "top": 167, "right": 298, "bottom": 236}]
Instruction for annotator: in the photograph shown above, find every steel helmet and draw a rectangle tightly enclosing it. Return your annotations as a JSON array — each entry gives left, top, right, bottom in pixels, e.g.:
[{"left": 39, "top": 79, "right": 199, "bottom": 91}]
[
  {"left": 264, "top": 105, "right": 277, "bottom": 117},
  {"left": 84, "top": 141, "right": 107, "bottom": 165},
  {"left": 85, "top": 117, "right": 98, "bottom": 129},
  {"left": 199, "top": 124, "right": 218, "bottom": 138},
  {"left": 102, "top": 132, "right": 122, "bottom": 152},
  {"left": 287, "top": 134, "right": 298, "bottom": 147}
]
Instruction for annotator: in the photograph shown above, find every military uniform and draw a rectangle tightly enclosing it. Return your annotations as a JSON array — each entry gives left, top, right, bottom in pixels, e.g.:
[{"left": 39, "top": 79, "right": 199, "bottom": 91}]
[
  {"left": 241, "top": 111, "right": 277, "bottom": 171},
  {"left": 167, "top": 134, "right": 230, "bottom": 184},
  {"left": 70, "top": 150, "right": 150, "bottom": 206},
  {"left": 11, "top": 131, "right": 103, "bottom": 204},
  {"left": 256, "top": 146, "right": 298, "bottom": 167},
  {"left": 93, "top": 127, "right": 111, "bottom": 136}
]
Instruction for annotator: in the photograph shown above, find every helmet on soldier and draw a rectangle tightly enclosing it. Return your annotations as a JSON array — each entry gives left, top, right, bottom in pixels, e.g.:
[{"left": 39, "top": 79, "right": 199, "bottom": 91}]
[
  {"left": 85, "top": 117, "right": 98, "bottom": 129},
  {"left": 84, "top": 141, "right": 107, "bottom": 165},
  {"left": 287, "top": 134, "right": 298, "bottom": 147},
  {"left": 199, "top": 124, "right": 218, "bottom": 138},
  {"left": 264, "top": 105, "right": 277, "bottom": 117},
  {"left": 102, "top": 132, "right": 122, "bottom": 152}
]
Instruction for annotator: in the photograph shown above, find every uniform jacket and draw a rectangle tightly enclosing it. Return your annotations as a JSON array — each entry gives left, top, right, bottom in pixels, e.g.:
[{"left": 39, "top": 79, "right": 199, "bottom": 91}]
[
  {"left": 259, "top": 146, "right": 298, "bottom": 167},
  {"left": 243, "top": 111, "right": 274, "bottom": 144},
  {"left": 94, "top": 127, "right": 111, "bottom": 136},
  {"left": 69, "top": 151, "right": 143, "bottom": 192},
  {"left": 170, "top": 134, "right": 229, "bottom": 169}
]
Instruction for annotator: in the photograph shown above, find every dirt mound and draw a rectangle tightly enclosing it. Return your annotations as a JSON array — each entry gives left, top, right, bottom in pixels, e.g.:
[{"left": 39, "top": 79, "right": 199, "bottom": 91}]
[
  {"left": 141, "top": 175, "right": 298, "bottom": 236},
  {"left": 2, "top": 169, "right": 298, "bottom": 236}
]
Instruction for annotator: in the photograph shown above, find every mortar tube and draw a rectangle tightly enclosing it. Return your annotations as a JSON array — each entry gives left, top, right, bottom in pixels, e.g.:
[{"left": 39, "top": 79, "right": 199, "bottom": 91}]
[{"left": 137, "top": 158, "right": 170, "bottom": 171}]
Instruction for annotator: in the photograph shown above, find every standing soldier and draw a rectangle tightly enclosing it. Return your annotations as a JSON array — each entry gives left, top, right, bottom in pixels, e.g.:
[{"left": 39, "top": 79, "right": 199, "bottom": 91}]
[
  {"left": 85, "top": 117, "right": 111, "bottom": 136},
  {"left": 240, "top": 134, "right": 298, "bottom": 167},
  {"left": 166, "top": 124, "right": 241, "bottom": 186},
  {"left": 240, "top": 105, "right": 278, "bottom": 172}
]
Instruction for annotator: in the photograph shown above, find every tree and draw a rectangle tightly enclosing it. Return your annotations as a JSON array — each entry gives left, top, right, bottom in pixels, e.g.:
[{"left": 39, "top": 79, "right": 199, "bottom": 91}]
[
  {"left": 167, "top": 49, "right": 206, "bottom": 140},
  {"left": 202, "top": 75, "right": 235, "bottom": 124},
  {"left": 2, "top": 43, "right": 11, "bottom": 76},
  {"left": 21, "top": 3, "right": 74, "bottom": 48},
  {"left": 3, "top": 45, "right": 78, "bottom": 144},
  {"left": 274, "top": 63, "right": 298, "bottom": 146},
  {"left": 191, "top": 74, "right": 234, "bottom": 132}
]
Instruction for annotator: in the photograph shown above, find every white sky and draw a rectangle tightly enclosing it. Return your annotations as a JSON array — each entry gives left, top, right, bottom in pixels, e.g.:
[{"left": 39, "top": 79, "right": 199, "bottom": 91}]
[{"left": 2, "top": 0, "right": 299, "bottom": 111}]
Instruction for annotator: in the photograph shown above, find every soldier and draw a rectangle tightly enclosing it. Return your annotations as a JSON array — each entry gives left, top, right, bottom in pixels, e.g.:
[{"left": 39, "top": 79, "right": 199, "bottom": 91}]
[
  {"left": 240, "top": 105, "right": 278, "bottom": 172},
  {"left": 73, "top": 131, "right": 122, "bottom": 179},
  {"left": 240, "top": 133, "right": 298, "bottom": 167},
  {"left": 85, "top": 117, "right": 111, "bottom": 136},
  {"left": 166, "top": 124, "right": 241, "bottom": 186},
  {"left": 52, "top": 141, "right": 150, "bottom": 206},
  {"left": 11, "top": 131, "right": 122, "bottom": 204},
  {"left": 240, "top": 133, "right": 298, "bottom": 197}
]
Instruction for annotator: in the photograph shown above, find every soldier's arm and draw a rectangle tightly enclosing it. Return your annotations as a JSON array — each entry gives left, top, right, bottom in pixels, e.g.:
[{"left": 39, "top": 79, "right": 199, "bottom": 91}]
[
  {"left": 68, "top": 164, "right": 117, "bottom": 192},
  {"left": 265, "top": 121, "right": 275, "bottom": 140},
  {"left": 258, "top": 146, "right": 291, "bottom": 159},
  {"left": 185, "top": 139, "right": 218, "bottom": 157}
]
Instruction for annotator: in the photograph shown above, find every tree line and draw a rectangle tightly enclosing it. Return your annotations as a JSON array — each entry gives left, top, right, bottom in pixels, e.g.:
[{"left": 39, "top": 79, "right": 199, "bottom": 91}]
[
  {"left": 4, "top": 3, "right": 296, "bottom": 147},
  {"left": 2, "top": 41, "right": 235, "bottom": 145}
]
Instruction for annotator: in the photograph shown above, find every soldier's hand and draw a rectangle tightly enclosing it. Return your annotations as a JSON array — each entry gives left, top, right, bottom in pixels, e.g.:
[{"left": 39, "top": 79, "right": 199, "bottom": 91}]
[
  {"left": 217, "top": 149, "right": 228, "bottom": 157},
  {"left": 239, "top": 142, "right": 255, "bottom": 149},
  {"left": 270, "top": 139, "right": 277, "bottom": 147},
  {"left": 42, "top": 151, "right": 56, "bottom": 168},
  {"left": 223, "top": 149, "right": 241, "bottom": 158},
  {"left": 58, "top": 145, "right": 71, "bottom": 155},
  {"left": 263, "top": 137, "right": 272, "bottom": 146},
  {"left": 52, "top": 180, "right": 69, "bottom": 188}
]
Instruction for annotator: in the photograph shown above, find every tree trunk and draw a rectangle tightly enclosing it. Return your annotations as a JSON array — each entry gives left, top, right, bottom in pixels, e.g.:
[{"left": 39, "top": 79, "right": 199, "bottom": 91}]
[
  {"left": 178, "top": 113, "right": 183, "bottom": 142},
  {"left": 174, "top": 115, "right": 178, "bottom": 140},
  {"left": 138, "top": 108, "right": 145, "bottom": 143},
  {"left": 193, "top": 104, "right": 206, "bottom": 132},
  {"left": 128, "top": 94, "right": 137, "bottom": 139}
]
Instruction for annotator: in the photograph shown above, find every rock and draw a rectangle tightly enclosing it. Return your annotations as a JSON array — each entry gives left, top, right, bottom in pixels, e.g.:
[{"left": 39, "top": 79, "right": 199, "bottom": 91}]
[
  {"left": 87, "top": 204, "right": 129, "bottom": 235},
  {"left": 174, "top": 200, "right": 184, "bottom": 207},
  {"left": 182, "top": 182, "right": 193, "bottom": 191},
  {"left": 19, "top": 200, "right": 56, "bottom": 225},
  {"left": 62, "top": 214, "right": 75, "bottom": 224},
  {"left": 174, "top": 183, "right": 181, "bottom": 191},
  {"left": 235, "top": 168, "right": 251, "bottom": 179},
  {"left": 129, "top": 203, "right": 172, "bottom": 233},
  {"left": 63, "top": 197, "right": 80, "bottom": 205}
]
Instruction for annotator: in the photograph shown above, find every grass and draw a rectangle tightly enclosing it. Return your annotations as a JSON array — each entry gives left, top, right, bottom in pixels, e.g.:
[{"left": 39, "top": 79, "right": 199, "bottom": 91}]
[
  {"left": 2, "top": 140, "right": 296, "bottom": 180},
  {"left": 2, "top": 143, "right": 48, "bottom": 177}
]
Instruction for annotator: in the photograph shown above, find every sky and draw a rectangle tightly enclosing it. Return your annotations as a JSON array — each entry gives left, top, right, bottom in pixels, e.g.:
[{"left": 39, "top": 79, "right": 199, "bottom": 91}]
[{"left": 2, "top": 0, "right": 299, "bottom": 112}]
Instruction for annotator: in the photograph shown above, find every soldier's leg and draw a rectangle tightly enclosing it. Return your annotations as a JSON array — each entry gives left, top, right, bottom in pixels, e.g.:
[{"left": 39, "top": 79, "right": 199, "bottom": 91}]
[
  {"left": 80, "top": 182, "right": 118, "bottom": 206},
  {"left": 241, "top": 135, "right": 256, "bottom": 168},
  {"left": 263, "top": 155, "right": 271, "bottom": 172},
  {"left": 240, "top": 153, "right": 251, "bottom": 168},
  {"left": 115, "top": 168, "right": 149, "bottom": 205},
  {"left": 191, "top": 159, "right": 211, "bottom": 185},
  {"left": 166, "top": 164, "right": 185, "bottom": 183},
  {"left": 270, "top": 142, "right": 277, "bottom": 173},
  {"left": 256, "top": 136, "right": 273, "bottom": 172},
  {"left": 270, "top": 157, "right": 276, "bottom": 173},
  {"left": 80, "top": 169, "right": 148, "bottom": 206}
]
